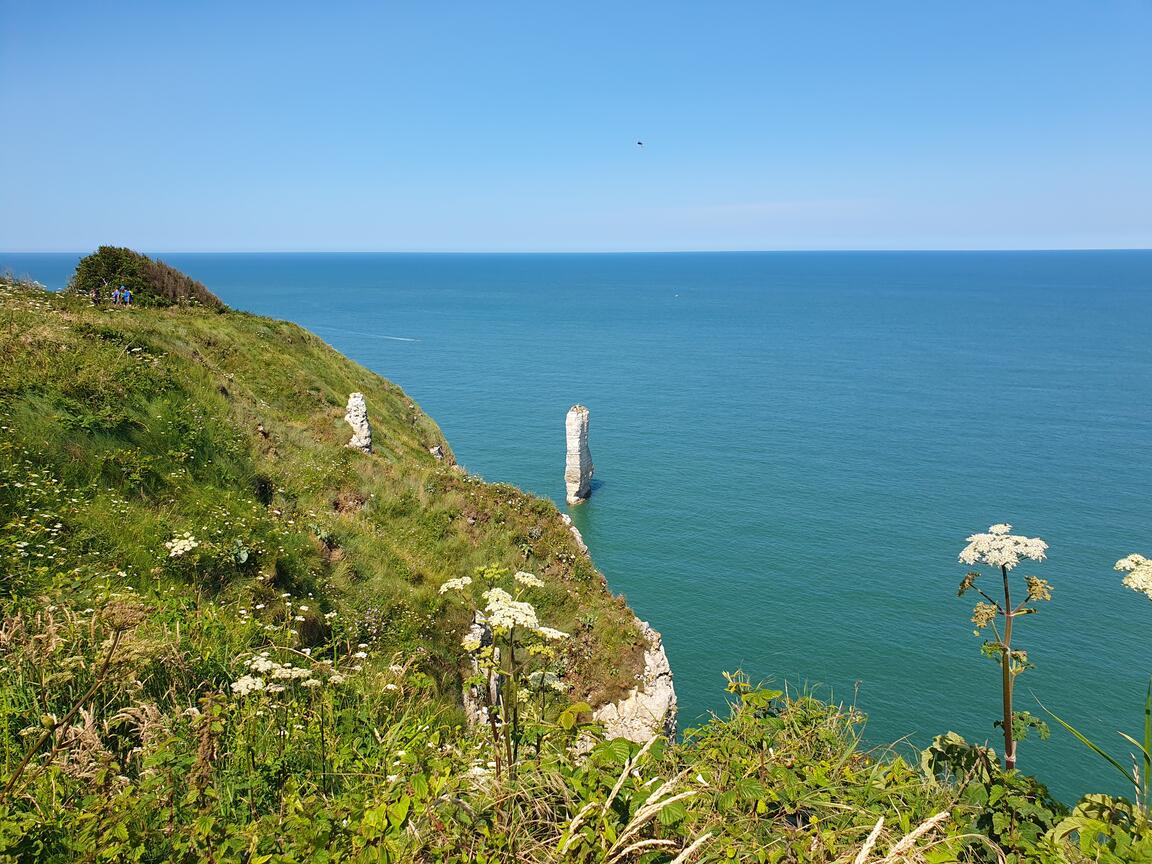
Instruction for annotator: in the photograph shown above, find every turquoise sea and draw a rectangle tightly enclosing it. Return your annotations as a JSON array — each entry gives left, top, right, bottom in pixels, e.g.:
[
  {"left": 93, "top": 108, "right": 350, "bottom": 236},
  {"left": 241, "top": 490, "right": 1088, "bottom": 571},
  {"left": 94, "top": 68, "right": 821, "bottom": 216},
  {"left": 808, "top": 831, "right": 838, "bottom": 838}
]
[{"left": 5, "top": 250, "right": 1152, "bottom": 802}]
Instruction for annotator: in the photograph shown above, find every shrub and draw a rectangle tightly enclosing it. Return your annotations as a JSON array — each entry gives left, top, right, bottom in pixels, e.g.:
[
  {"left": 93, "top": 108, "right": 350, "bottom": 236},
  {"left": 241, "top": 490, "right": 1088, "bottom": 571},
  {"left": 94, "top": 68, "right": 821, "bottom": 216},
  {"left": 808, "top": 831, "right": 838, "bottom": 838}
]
[{"left": 69, "top": 246, "right": 226, "bottom": 309}]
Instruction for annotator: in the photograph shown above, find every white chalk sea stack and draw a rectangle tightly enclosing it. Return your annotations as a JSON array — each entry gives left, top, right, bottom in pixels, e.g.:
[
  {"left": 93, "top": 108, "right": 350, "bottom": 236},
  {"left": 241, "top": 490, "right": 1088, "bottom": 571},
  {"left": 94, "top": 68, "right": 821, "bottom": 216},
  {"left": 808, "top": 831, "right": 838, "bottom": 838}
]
[
  {"left": 565, "top": 404, "right": 593, "bottom": 505},
  {"left": 344, "top": 392, "right": 372, "bottom": 453}
]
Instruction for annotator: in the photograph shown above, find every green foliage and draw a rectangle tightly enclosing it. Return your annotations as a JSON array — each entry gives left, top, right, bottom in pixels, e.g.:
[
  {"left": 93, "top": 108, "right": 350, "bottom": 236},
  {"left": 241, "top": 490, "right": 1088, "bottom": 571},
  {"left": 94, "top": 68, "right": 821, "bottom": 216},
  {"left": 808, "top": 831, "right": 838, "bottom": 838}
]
[
  {"left": 922, "top": 732, "right": 1066, "bottom": 861},
  {"left": 68, "top": 246, "right": 226, "bottom": 308},
  {"left": 1050, "top": 795, "right": 1152, "bottom": 862}
]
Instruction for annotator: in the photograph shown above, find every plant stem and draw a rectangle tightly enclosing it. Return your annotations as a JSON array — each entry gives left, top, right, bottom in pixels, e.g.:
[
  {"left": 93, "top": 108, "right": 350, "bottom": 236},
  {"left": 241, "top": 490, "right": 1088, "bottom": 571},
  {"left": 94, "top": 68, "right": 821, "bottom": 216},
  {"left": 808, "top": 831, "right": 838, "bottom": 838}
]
[
  {"left": 1001, "top": 563, "right": 1016, "bottom": 770},
  {"left": 485, "top": 667, "right": 502, "bottom": 779},
  {"left": 1, "top": 628, "right": 123, "bottom": 802}
]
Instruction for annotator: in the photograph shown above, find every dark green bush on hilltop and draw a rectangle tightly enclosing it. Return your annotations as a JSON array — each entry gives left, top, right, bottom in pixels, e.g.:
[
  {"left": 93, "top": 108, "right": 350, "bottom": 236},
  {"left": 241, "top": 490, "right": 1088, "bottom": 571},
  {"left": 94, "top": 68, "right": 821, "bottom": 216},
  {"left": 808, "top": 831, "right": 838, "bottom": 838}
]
[{"left": 69, "top": 246, "right": 227, "bottom": 309}]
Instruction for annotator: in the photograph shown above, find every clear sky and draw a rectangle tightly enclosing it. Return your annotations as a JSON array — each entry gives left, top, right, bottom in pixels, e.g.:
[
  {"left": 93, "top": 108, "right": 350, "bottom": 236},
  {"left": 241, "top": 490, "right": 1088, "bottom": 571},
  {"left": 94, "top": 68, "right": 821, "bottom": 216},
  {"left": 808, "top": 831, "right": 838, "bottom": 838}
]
[{"left": 2, "top": 1, "right": 1150, "bottom": 251}]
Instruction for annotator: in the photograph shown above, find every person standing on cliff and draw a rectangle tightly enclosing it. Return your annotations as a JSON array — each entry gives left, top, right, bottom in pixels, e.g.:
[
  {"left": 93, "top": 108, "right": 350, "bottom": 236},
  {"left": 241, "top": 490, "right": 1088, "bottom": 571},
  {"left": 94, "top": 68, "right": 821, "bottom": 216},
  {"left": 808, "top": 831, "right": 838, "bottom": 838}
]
[{"left": 121, "top": 286, "right": 133, "bottom": 306}]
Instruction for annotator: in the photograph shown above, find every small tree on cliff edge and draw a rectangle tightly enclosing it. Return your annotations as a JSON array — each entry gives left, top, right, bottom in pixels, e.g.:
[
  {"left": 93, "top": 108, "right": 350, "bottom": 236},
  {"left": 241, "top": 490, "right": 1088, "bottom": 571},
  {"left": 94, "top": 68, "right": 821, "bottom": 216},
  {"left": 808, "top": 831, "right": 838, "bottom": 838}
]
[
  {"left": 70, "top": 246, "right": 226, "bottom": 309},
  {"left": 957, "top": 523, "right": 1052, "bottom": 770}
]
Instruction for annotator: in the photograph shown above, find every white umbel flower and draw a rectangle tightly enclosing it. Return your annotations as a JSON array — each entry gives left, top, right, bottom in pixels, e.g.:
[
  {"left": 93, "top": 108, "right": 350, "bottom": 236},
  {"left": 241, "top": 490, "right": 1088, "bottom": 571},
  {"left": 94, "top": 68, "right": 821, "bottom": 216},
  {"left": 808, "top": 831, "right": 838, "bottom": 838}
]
[
  {"left": 513, "top": 571, "right": 544, "bottom": 588},
  {"left": 439, "top": 576, "right": 473, "bottom": 595},
  {"left": 483, "top": 587, "right": 538, "bottom": 630},
  {"left": 230, "top": 675, "right": 265, "bottom": 696},
  {"left": 164, "top": 533, "right": 200, "bottom": 558},
  {"left": 959, "top": 523, "right": 1048, "bottom": 571},
  {"left": 1116, "top": 554, "right": 1152, "bottom": 600}
]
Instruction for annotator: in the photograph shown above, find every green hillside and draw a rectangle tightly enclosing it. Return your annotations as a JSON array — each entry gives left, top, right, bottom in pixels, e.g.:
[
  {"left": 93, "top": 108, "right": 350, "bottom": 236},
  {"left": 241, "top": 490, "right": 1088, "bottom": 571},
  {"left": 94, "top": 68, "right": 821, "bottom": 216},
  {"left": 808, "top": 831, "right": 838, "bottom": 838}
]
[
  {"left": 1, "top": 272, "right": 1146, "bottom": 863},
  {"left": 0, "top": 275, "right": 645, "bottom": 703}
]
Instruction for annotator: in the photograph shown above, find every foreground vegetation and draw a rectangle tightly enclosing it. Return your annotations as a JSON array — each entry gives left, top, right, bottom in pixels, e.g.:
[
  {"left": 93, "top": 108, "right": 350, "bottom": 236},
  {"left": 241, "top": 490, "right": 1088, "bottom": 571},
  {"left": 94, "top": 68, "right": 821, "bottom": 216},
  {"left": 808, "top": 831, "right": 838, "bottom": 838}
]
[{"left": 2, "top": 272, "right": 1151, "bottom": 862}]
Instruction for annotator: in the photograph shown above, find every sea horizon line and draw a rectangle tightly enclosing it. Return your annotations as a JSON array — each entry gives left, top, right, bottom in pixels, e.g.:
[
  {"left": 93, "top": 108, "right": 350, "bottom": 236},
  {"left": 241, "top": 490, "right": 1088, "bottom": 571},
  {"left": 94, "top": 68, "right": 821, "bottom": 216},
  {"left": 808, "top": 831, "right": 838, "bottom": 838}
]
[{"left": 4, "top": 247, "right": 1151, "bottom": 256}]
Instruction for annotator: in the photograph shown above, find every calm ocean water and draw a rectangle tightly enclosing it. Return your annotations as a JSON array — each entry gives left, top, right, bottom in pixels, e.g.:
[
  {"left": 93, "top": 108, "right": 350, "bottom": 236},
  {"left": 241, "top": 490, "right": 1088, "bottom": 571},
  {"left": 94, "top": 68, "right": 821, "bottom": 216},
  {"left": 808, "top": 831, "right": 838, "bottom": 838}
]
[{"left": 6, "top": 250, "right": 1152, "bottom": 802}]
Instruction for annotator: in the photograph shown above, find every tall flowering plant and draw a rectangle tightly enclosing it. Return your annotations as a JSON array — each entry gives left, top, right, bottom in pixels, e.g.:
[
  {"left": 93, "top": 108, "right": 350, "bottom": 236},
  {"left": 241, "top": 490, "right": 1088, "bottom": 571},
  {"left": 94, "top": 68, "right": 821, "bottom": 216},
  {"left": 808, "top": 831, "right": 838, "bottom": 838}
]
[
  {"left": 440, "top": 565, "right": 569, "bottom": 778},
  {"left": 957, "top": 523, "right": 1051, "bottom": 770}
]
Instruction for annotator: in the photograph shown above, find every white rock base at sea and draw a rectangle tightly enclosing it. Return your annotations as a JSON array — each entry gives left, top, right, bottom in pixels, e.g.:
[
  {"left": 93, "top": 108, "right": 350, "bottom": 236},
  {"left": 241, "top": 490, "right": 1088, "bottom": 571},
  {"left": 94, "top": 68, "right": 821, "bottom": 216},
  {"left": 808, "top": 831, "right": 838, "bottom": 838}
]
[
  {"left": 344, "top": 392, "right": 372, "bottom": 453},
  {"left": 594, "top": 619, "right": 678, "bottom": 742},
  {"left": 565, "top": 404, "right": 593, "bottom": 505},
  {"left": 560, "top": 513, "right": 589, "bottom": 556}
]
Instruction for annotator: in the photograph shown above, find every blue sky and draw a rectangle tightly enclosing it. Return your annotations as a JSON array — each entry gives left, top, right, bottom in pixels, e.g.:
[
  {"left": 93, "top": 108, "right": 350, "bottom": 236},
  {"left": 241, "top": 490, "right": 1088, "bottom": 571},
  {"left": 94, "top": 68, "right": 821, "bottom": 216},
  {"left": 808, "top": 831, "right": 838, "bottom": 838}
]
[{"left": 2, "top": 1, "right": 1150, "bottom": 251}]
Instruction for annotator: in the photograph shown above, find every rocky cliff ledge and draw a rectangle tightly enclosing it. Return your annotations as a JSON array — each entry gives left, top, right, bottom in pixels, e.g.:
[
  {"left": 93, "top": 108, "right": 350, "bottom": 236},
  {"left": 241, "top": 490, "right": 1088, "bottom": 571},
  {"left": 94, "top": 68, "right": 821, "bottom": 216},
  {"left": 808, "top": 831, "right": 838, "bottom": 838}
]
[
  {"left": 565, "top": 405, "right": 593, "bottom": 505},
  {"left": 594, "top": 619, "right": 678, "bottom": 742}
]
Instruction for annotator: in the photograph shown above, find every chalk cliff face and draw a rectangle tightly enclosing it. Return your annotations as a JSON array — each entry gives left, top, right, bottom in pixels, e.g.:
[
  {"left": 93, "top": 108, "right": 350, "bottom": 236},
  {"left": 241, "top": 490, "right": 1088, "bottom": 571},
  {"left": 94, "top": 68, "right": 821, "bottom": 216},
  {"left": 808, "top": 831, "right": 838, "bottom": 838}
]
[
  {"left": 345, "top": 393, "right": 372, "bottom": 453},
  {"left": 560, "top": 514, "right": 589, "bottom": 555},
  {"left": 462, "top": 612, "right": 678, "bottom": 745},
  {"left": 593, "top": 619, "right": 678, "bottom": 742},
  {"left": 565, "top": 405, "right": 593, "bottom": 505}
]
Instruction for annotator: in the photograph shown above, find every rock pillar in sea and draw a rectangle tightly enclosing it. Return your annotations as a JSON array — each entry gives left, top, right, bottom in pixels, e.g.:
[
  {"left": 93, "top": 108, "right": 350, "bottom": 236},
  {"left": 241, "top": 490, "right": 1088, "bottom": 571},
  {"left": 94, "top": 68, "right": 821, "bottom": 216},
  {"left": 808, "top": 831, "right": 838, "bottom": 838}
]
[
  {"left": 565, "top": 404, "right": 593, "bottom": 505},
  {"left": 344, "top": 393, "right": 372, "bottom": 453}
]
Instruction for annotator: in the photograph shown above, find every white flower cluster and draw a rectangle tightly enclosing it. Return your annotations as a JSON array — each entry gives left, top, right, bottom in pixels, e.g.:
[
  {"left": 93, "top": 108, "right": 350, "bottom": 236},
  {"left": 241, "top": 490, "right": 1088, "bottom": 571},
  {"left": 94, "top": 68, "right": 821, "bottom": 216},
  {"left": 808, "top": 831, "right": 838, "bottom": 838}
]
[
  {"left": 513, "top": 571, "right": 544, "bottom": 588},
  {"left": 439, "top": 576, "right": 473, "bottom": 594},
  {"left": 164, "top": 532, "right": 200, "bottom": 558},
  {"left": 460, "top": 589, "right": 569, "bottom": 645},
  {"left": 1116, "top": 554, "right": 1152, "bottom": 600},
  {"left": 230, "top": 675, "right": 265, "bottom": 696},
  {"left": 959, "top": 523, "right": 1048, "bottom": 572},
  {"left": 483, "top": 587, "right": 539, "bottom": 630},
  {"left": 229, "top": 652, "right": 346, "bottom": 697}
]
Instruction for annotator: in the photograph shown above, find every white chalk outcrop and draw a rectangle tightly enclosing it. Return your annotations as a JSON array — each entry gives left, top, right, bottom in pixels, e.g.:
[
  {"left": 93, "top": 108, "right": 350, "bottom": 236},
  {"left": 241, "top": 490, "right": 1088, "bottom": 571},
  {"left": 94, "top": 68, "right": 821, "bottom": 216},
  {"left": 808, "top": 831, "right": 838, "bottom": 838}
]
[
  {"left": 594, "top": 619, "right": 678, "bottom": 742},
  {"left": 565, "top": 405, "right": 593, "bottom": 505},
  {"left": 461, "top": 614, "right": 498, "bottom": 727},
  {"left": 344, "top": 393, "right": 372, "bottom": 453},
  {"left": 560, "top": 514, "right": 589, "bottom": 556}
]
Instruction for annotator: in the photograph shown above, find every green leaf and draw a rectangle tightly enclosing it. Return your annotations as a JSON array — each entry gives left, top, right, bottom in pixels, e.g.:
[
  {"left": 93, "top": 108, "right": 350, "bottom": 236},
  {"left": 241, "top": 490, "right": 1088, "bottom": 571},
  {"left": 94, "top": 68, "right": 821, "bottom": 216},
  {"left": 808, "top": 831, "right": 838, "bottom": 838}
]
[
  {"left": 411, "top": 773, "right": 430, "bottom": 800},
  {"left": 736, "top": 778, "right": 768, "bottom": 802},
  {"left": 602, "top": 738, "right": 633, "bottom": 765},
  {"left": 657, "top": 800, "right": 688, "bottom": 826},
  {"left": 558, "top": 701, "right": 592, "bottom": 731},
  {"left": 387, "top": 795, "right": 411, "bottom": 830}
]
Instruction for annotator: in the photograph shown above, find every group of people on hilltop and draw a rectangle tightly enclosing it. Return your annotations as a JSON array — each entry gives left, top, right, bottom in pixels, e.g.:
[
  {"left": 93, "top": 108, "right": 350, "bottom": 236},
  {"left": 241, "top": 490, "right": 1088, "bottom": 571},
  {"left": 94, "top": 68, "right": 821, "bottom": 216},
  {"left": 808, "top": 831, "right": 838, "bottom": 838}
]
[{"left": 90, "top": 280, "right": 133, "bottom": 306}]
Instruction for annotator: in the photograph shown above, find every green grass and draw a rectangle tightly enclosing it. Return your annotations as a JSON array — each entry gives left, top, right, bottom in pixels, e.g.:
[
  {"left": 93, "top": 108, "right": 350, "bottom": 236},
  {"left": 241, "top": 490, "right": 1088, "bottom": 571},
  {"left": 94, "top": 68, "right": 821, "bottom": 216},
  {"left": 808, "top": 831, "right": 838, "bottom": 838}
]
[{"left": 0, "top": 276, "right": 644, "bottom": 704}]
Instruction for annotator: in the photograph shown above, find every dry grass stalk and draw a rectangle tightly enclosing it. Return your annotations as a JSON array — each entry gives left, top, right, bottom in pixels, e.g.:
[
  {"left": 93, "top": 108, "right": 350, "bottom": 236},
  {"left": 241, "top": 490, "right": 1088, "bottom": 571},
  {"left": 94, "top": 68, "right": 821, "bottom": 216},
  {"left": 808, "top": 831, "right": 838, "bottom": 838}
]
[
  {"left": 878, "top": 810, "right": 951, "bottom": 863},
  {"left": 53, "top": 707, "right": 114, "bottom": 780},
  {"left": 852, "top": 816, "right": 885, "bottom": 864},
  {"left": 557, "top": 800, "right": 599, "bottom": 855},
  {"left": 669, "top": 832, "right": 714, "bottom": 864},
  {"left": 602, "top": 735, "right": 657, "bottom": 818},
  {"left": 607, "top": 784, "right": 696, "bottom": 862}
]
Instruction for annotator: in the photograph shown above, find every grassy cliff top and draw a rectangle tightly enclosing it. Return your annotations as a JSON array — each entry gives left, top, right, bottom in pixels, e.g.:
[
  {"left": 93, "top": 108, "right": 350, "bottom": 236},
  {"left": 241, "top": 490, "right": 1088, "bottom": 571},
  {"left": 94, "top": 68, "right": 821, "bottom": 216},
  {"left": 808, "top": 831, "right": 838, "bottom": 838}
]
[{"left": 0, "top": 275, "right": 645, "bottom": 705}]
